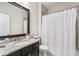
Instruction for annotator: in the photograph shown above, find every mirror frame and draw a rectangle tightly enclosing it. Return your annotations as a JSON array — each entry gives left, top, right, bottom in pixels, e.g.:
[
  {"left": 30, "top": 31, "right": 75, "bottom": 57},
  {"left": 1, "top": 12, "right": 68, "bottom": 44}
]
[{"left": 8, "top": 2, "right": 30, "bottom": 34}]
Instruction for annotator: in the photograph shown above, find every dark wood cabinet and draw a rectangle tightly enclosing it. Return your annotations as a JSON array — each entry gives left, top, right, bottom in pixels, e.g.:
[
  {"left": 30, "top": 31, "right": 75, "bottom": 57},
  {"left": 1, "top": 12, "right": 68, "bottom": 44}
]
[
  {"left": 7, "top": 50, "right": 21, "bottom": 56},
  {"left": 21, "top": 45, "right": 32, "bottom": 56},
  {"left": 7, "top": 42, "right": 39, "bottom": 56},
  {"left": 30, "top": 42, "right": 39, "bottom": 56},
  {"left": 30, "top": 48, "right": 39, "bottom": 56}
]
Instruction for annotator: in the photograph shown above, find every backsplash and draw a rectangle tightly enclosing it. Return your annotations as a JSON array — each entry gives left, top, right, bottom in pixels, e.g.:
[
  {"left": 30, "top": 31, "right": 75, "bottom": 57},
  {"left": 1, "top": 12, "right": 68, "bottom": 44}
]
[{"left": 8, "top": 36, "right": 26, "bottom": 42}]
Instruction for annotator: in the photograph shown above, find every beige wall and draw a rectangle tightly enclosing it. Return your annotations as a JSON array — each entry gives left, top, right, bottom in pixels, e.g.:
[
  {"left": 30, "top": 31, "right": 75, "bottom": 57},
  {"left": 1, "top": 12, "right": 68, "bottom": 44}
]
[
  {"left": 22, "top": 2, "right": 41, "bottom": 35},
  {"left": 48, "top": 3, "right": 79, "bottom": 14},
  {"left": 41, "top": 4, "right": 48, "bottom": 15}
]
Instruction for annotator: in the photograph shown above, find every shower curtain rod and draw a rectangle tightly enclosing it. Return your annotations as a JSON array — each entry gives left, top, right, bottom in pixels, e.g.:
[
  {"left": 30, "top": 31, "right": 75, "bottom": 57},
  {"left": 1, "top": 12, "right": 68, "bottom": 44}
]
[{"left": 47, "top": 5, "right": 79, "bottom": 14}]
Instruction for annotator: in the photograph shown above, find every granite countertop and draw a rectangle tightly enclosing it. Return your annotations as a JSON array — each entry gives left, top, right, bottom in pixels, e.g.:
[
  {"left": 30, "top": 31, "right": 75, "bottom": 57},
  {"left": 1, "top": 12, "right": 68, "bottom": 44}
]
[{"left": 0, "top": 38, "right": 40, "bottom": 56}]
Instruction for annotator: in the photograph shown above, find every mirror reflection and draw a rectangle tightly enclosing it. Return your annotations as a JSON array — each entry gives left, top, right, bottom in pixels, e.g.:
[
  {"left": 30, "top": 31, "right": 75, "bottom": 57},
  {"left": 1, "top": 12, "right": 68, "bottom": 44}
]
[{"left": 0, "top": 2, "right": 28, "bottom": 36}]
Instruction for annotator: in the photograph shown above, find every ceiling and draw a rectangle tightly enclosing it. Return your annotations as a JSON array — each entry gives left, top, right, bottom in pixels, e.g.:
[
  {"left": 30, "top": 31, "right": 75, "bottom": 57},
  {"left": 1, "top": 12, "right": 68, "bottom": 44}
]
[{"left": 42, "top": 2, "right": 79, "bottom": 9}]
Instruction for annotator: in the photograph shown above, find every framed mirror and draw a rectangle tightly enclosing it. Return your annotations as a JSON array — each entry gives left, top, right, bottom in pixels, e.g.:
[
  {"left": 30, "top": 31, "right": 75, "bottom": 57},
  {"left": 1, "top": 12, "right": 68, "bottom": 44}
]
[{"left": 0, "top": 2, "right": 30, "bottom": 37}]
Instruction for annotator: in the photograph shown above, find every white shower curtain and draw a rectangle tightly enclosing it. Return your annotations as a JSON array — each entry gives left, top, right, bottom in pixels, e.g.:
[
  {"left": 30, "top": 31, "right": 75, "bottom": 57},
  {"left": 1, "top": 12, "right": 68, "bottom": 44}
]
[{"left": 42, "top": 8, "right": 77, "bottom": 56}]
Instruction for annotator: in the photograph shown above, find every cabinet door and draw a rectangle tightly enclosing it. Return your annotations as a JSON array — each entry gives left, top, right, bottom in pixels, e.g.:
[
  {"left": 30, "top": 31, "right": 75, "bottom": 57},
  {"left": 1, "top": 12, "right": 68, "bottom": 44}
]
[
  {"left": 21, "top": 46, "right": 32, "bottom": 56},
  {"left": 30, "top": 48, "right": 39, "bottom": 56},
  {"left": 30, "top": 42, "right": 39, "bottom": 56},
  {"left": 7, "top": 50, "right": 21, "bottom": 56},
  {"left": 32, "top": 42, "right": 39, "bottom": 49}
]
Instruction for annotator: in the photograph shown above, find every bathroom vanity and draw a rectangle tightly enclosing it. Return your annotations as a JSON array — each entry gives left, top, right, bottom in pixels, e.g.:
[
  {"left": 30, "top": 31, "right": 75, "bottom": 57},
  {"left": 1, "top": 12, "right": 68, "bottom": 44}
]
[
  {"left": 0, "top": 38, "right": 40, "bottom": 56},
  {"left": 7, "top": 41, "right": 39, "bottom": 56}
]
